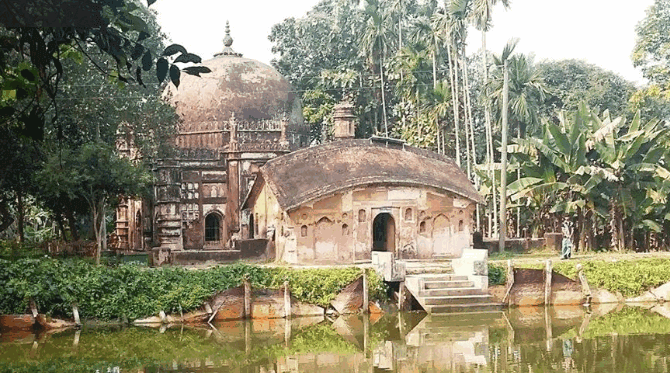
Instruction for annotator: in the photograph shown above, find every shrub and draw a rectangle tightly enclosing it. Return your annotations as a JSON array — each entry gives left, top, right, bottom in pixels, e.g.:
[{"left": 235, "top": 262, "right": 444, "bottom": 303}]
[
  {"left": 0, "top": 258, "right": 388, "bottom": 320},
  {"left": 508, "top": 258, "right": 670, "bottom": 298},
  {"left": 488, "top": 263, "right": 507, "bottom": 286}
]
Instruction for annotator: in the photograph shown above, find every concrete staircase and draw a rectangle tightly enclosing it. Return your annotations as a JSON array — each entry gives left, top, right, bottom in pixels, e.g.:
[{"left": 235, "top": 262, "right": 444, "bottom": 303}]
[{"left": 404, "top": 260, "right": 502, "bottom": 314}]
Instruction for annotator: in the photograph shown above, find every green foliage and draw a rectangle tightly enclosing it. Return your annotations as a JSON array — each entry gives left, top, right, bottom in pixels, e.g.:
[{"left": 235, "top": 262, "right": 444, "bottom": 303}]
[
  {"left": 633, "top": 0, "right": 670, "bottom": 87},
  {"left": 580, "top": 306, "right": 670, "bottom": 338},
  {"left": 536, "top": 59, "right": 635, "bottom": 120},
  {"left": 488, "top": 263, "right": 506, "bottom": 285},
  {"left": 0, "top": 258, "right": 388, "bottom": 321},
  {"left": 0, "top": 317, "right": 366, "bottom": 372},
  {"left": 512, "top": 258, "right": 670, "bottom": 298}
]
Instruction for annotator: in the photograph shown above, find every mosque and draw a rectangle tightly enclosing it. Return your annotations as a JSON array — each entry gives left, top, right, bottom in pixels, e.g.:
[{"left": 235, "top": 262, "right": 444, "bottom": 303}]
[{"left": 114, "top": 24, "right": 482, "bottom": 266}]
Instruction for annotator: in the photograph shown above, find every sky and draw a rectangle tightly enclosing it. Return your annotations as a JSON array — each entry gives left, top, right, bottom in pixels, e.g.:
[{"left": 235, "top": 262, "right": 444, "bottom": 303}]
[{"left": 153, "top": 0, "right": 655, "bottom": 84}]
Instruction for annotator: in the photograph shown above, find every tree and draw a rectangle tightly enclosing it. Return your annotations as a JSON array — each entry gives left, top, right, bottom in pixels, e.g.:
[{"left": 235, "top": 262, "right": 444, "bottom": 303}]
[
  {"left": 490, "top": 51, "right": 548, "bottom": 138},
  {"left": 631, "top": 0, "right": 670, "bottom": 124},
  {"left": 360, "top": 0, "right": 396, "bottom": 136},
  {"left": 36, "top": 142, "right": 151, "bottom": 263},
  {"left": 508, "top": 103, "right": 670, "bottom": 251},
  {"left": 537, "top": 59, "right": 635, "bottom": 121},
  {"left": 632, "top": 0, "right": 670, "bottom": 87},
  {"left": 0, "top": 0, "right": 209, "bottom": 143},
  {"left": 0, "top": 0, "right": 181, "bottom": 243}
]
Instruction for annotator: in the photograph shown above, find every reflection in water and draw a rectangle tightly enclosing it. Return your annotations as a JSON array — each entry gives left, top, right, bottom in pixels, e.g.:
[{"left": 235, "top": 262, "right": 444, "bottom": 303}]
[{"left": 4, "top": 304, "right": 670, "bottom": 372}]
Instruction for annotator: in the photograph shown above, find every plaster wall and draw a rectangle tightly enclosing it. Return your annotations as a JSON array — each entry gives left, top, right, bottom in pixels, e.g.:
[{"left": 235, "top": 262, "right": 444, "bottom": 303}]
[{"left": 250, "top": 185, "right": 475, "bottom": 264}]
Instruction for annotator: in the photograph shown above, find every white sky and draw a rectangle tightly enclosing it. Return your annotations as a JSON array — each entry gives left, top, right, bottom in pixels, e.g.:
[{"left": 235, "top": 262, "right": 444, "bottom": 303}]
[{"left": 153, "top": 0, "right": 655, "bottom": 84}]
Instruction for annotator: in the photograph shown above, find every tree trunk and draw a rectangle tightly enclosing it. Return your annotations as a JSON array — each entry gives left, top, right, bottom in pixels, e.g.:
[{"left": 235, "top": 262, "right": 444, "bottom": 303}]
[
  {"left": 92, "top": 202, "right": 100, "bottom": 264},
  {"left": 462, "top": 53, "right": 480, "bottom": 232},
  {"left": 65, "top": 208, "right": 79, "bottom": 241},
  {"left": 0, "top": 201, "right": 14, "bottom": 234},
  {"left": 17, "top": 190, "right": 24, "bottom": 244},
  {"left": 55, "top": 210, "right": 67, "bottom": 242},
  {"left": 101, "top": 200, "right": 107, "bottom": 253},
  {"left": 516, "top": 130, "right": 521, "bottom": 237},
  {"left": 446, "top": 41, "right": 460, "bottom": 167},
  {"left": 379, "top": 51, "right": 388, "bottom": 137},
  {"left": 432, "top": 49, "right": 437, "bottom": 89},
  {"left": 482, "top": 30, "right": 497, "bottom": 238},
  {"left": 463, "top": 51, "right": 477, "bottom": 175},
  {"left": 499, "top": 60, "right": 509, "bottom": 252},
  {"left": 92, "top": 197, "right": 107, "bottom": 265},
  {"left": 610, "top": 201, "right": 623, "bottom": 252}
]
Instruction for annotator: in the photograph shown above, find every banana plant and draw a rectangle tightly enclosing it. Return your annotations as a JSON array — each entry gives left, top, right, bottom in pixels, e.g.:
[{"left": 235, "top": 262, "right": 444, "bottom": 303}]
[
  {"left": 507, "top": 104, "right": 609, "bottom": 249},
  {"left": 590, "top": 109, "right": 670, "bottom": 251}
]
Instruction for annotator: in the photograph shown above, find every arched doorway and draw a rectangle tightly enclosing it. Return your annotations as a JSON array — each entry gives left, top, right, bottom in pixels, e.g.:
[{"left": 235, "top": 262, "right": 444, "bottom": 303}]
[
  {"left": 205, "top": 213, "right": 221, "bottom": 242},
  {"left": 248, "top": 213, "right": 255, "bottom": 239},
  {"left": 372, "top": 213, "right": 395, "bottom": 252},
  {"left": 134, "top": 211, "right": 142, "bottom": 249},
  {"left": 314, "top": 217, "right": 338, "bottom": 262},
  {"left": 432, "top": 214, "right": 452, "bottom": 256}
]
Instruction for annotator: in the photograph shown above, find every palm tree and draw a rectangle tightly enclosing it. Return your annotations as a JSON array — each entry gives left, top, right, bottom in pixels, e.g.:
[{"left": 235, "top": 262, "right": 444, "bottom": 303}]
[
  {"left": 489, "top": 40, "right": 516, "bottom": 250},
  {"left": 489, "top": 51, "right": 548, "bottom": 138},
  {"left": 360, "top": 0, "right": 396, "bottom": 136},
  {"left": 470, "top": 0, "right": 510, "bottom": 237},
  {"left": 429, "top": 80, "right": 453, "bottom": 154},
  {"left": 432, "top": 7, "right": 463, "bottom": 167},
  {"left": 391, "top": 43, "right": 432, "bottom": 141}
]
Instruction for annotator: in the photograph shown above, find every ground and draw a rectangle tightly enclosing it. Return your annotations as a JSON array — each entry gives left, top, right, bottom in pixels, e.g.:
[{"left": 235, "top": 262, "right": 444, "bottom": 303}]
[{"left": 489, "top": 249, "right": 670, "bottom": 265}]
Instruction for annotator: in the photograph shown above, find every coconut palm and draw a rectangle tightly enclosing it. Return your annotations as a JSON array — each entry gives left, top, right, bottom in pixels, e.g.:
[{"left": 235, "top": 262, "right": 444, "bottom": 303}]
[
  {"left": 360, "top": 0, "right": 396, "bottom": 136},
  {"left": 489, "top": 52, "right": 548, "bottom": 138},
  {"left": 470, "top": 0, "right": 510, "bottom": 236}
]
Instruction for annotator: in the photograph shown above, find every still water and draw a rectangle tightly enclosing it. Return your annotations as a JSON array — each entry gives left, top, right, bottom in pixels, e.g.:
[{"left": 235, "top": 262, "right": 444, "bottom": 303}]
[{"left": 3, "top": 304, "right": 670, "bottom": 372}]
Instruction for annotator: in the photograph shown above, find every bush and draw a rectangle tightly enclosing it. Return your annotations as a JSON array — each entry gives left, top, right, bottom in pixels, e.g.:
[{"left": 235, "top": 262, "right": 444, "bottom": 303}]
[
  {"left": 488, "top": 263, "right": 507, "bottom": 286},
  {"left": 0, "top": 258, "right": 388, "bottom": 321},
  {"left": 501, "top": 258, "right": 670, "bottom": 298}
]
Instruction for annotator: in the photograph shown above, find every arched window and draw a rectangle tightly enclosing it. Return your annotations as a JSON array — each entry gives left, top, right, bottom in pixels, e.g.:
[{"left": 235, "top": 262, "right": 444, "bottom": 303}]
[
  {"left": 358, "top": 209, "right": 366, "bottom": 222},
  {"left": 205, "top": 213, "right": 221, "bottom": 242},
  {"left": 342, "top": 224, "right": 349, "bottom": 235},
  {"left": 404, "top": 208, "right": 412, "bottom": 221},
  {"left": 301, "top": 225, "right": 308, "bottom": 237},
  {"left": 458, "top": 220, "right": 464, "bottom": 232},
  {"left": 419, "top": 221, "right": 426, "bottom": 234}
]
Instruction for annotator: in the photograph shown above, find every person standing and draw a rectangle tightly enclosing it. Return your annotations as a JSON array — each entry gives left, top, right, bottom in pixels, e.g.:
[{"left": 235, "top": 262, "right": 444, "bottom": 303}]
[{"left": 561, "top": 217, "right": 574, "bottom": 259}]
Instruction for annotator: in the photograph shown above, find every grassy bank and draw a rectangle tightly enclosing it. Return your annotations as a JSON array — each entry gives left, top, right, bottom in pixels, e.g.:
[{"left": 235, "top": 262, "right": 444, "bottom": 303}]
[
  {"left": 0, "top": 258, "right": 386, "bottom": 321},
  {"left": 488, "top": 257, "right": 670, "bottom": 298}
]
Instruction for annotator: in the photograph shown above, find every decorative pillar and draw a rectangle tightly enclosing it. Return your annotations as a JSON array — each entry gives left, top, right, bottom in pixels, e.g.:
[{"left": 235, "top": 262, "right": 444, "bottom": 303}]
[{"left": 226, "top": 114, "right": 241, "bottom": 240}]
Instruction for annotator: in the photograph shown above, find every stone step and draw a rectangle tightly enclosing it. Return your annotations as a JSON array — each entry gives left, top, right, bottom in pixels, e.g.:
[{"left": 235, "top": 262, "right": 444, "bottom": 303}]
[
  {"left": 421, "top": 287, "right": 486, "bottom": 297},
  {"left": 425, "top": 303, "right": 504, "bottom": 314},
  {"left": 405, "top": 266, "right": 454, "bottom": 275},
  {"left": 424, "top": 280, "right": 474, "bottom": 289},
  {"left": 409, "top": 274, "right": 468, "bottom": 282},
  {"left": 421, "top": 294, "right": 493, "bottom": 306},
  {"left": 414, "top": 331, "right": 480, "bottom": 341},
  {"left": 425, "top": 312, "right": 504, "bottom": 326},
  {"left": 403, "top": 258, "right": 453, "bottom": 263}
]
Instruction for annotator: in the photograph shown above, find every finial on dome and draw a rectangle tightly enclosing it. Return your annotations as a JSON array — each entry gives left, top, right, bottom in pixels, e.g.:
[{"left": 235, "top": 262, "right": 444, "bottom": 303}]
[
  {"left": 215, "top": 20, "right": 243, "bottom": 57},
  {"left": 223, "top": 21, "right": 233, "bottom": 47}
]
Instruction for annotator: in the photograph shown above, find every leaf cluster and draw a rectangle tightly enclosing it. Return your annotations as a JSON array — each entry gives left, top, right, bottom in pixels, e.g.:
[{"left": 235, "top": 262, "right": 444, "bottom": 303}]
[
  {"left": 0, "top": 258, "right": 388, "bottom": 321},
  {"left": 510, "top": 258, "right": 670, "bottom": 298}
]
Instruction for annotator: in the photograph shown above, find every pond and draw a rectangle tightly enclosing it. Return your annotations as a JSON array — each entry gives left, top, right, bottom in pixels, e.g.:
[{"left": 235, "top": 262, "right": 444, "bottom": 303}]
[{"left": 2, "top": 304, "right": 670, "bottom": 372}]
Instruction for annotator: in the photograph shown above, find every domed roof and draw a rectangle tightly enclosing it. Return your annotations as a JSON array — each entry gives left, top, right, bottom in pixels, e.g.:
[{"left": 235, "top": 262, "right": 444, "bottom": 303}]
[
  {"left": 252, "top": 138, "right": 483, "bottom": 212},
  {"left": 166, "top": 23, "right": 302, "bottom": 126}
]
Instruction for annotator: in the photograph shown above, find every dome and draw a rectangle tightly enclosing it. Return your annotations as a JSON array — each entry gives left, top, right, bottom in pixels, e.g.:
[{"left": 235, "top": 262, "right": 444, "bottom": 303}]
[{"left": 165, "top": 23, "right": 303, "bottom": 129}]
